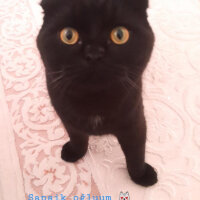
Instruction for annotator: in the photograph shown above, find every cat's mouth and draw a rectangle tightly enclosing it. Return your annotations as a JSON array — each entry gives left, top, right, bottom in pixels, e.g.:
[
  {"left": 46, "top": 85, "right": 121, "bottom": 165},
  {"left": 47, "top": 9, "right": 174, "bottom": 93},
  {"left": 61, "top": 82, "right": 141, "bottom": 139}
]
[
  {"left": 66, "top": 66, "right": 137, "bottom": 94},
  {"left": 76, "top": 64, "right": 127, "bottom": 85}
]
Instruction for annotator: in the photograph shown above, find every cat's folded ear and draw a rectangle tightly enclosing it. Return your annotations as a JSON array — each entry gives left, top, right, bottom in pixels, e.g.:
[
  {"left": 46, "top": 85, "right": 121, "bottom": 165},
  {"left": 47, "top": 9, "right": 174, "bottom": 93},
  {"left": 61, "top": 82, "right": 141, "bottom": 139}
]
[
  {"left": 128, "top": 0, "right": 149, "bottom": 11},
  {"left": 40, "top": 0, "right": 53, "bottom": 14},
  {"left": 40, "top": 0, "right": 60, "bottom": 15}
]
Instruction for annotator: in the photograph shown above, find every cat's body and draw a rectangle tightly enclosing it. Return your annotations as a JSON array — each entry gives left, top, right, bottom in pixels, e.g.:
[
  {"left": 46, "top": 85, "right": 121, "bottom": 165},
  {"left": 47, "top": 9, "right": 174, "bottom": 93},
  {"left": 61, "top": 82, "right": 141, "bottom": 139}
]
[{"left": 37, "top": 0, "right": 158, "bottom": 186}]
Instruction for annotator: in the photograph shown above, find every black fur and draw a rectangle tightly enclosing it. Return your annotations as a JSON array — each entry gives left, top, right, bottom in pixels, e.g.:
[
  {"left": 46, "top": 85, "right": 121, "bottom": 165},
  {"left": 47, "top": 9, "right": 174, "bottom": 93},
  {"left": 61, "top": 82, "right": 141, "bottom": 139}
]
[{"left": 37, "top": 0, "right": 157, "bottom": 186}]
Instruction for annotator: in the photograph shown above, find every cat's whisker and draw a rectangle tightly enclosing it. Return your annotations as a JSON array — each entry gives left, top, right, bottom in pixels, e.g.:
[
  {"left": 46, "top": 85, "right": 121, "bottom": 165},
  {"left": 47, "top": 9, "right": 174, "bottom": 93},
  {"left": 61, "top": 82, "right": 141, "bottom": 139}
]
[
  {"left": 46, "top": 70, "right": 63, "bottom": 76},
  {"left": 49, "top": 74, "right": 65, "bottom": 88},
  {"left": 120, "top": 79, "right": 130, "bottom": 93},
  {"left": 127, "top": 78, "right": 140, "bottom": 90},
  {"left": 53, "top": 73, "right": 77, "bottom": 91},
  {"left": 121, "top": 76, "right": 140, "bottom": 91},
  {"left": 128, "top": 70, "right": 140, "bottom": 78}
]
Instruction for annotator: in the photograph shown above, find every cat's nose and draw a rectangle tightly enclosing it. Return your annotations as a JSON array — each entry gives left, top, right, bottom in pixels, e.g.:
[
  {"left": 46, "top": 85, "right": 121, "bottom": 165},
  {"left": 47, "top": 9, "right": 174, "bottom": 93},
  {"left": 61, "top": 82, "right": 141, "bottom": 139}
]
[{"left": 84, "top": 45, "right": 105, "bottom": 61}]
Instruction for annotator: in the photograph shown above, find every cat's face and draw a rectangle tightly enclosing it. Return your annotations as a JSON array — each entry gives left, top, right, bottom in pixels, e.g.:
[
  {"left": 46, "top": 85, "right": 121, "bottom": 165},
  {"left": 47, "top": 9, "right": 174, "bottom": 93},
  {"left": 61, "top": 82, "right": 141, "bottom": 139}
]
[
  {"left": 37, "top": 0, "right": 154, "bottom": 92},
  {"left": 119, "top": 192, "right": 130, "bottom": 200}
]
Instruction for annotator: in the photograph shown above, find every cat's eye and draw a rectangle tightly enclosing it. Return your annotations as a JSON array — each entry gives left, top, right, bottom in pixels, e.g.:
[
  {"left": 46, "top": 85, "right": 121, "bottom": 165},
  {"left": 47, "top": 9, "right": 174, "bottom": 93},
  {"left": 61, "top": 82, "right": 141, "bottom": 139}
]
[
  {"left": 60, "top": 28, "right": 79, "bottom": 45},
  {"left": 110, "top": 26, "right": 129, "bottom": 45}
]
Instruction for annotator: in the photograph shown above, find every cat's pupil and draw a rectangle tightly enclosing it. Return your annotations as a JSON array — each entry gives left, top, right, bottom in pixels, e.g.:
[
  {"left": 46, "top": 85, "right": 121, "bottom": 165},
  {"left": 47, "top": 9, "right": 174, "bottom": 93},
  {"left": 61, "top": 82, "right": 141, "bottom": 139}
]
[
  {"left": 66, "top": 30, "right": 73, "bottom": 40},
  {"left": 116, "top": 29, "right": 123, "bottom": 40}
]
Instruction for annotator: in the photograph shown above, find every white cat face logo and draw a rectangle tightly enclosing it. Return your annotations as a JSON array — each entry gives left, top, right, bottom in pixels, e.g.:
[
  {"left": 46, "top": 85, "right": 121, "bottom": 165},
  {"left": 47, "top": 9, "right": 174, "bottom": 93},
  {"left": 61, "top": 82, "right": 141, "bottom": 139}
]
[{"left": 119, "top": 192, "right": 130, "bottom": 200}]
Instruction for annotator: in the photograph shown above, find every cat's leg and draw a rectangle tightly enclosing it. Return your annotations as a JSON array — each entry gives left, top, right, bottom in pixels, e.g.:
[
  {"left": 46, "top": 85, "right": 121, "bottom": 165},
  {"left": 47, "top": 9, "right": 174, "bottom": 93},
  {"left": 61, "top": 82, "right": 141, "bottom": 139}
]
[
  {"left": 115, "top": 110, "right": 157, "bottom": 186},
  {"left": 61, "top": 128, "right": 89, "bottom": 162}
]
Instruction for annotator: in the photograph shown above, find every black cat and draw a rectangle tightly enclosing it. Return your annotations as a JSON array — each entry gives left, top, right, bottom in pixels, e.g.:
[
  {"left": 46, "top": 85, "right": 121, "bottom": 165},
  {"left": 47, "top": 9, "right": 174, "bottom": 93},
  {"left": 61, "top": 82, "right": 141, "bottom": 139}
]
[{"left": 37, "top": 0, "right": 157, "bottom": 187}]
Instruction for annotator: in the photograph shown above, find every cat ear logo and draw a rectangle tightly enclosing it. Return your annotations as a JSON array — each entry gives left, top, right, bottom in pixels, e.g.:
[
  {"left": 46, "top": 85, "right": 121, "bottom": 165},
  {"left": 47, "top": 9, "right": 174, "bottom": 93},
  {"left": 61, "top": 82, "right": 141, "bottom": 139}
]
[{"left": 119, "top": 191, "right": 130, "bottom": 200}]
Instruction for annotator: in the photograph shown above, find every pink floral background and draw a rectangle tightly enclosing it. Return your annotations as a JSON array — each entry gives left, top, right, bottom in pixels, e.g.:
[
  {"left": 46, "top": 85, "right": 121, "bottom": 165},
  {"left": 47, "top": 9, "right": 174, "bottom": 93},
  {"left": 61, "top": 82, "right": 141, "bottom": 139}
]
[{"left": 0, "top": 0, "right": 200, "bottom": 200}]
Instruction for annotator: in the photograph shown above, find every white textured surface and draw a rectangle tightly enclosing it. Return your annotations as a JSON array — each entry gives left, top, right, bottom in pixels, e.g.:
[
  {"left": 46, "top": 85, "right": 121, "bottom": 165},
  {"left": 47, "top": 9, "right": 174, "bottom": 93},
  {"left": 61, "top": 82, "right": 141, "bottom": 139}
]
[{"left": 0, "top": 0, "right": 200, "bottom": 199}]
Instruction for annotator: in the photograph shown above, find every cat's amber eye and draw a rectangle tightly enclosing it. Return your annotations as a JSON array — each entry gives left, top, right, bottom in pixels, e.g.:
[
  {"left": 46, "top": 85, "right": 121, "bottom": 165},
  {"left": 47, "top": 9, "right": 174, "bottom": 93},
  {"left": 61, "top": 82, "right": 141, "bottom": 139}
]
[
  {"left": 110, "top": 26, "right": 129, "bottom": 45},
  {"left": 60, "top": 28, "right": 79, "bottom": 45}
]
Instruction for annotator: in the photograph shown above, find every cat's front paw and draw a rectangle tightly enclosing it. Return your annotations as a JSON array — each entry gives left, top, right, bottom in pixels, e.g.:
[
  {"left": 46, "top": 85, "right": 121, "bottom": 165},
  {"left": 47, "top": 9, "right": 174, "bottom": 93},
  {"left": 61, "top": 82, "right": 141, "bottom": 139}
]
[
  {"left": 130, "top": 163, "right": 158, "bottom": 187},
  {"left": 61, "top": 142, "right": 86, "bottom": 162}
]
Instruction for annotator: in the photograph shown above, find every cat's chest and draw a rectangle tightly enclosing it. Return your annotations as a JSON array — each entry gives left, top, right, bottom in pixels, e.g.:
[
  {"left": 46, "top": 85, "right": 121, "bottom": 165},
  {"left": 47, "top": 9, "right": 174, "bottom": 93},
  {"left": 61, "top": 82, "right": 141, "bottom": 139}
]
[{"left": 89, "top": 115, "right": 103, "bottom": 129}]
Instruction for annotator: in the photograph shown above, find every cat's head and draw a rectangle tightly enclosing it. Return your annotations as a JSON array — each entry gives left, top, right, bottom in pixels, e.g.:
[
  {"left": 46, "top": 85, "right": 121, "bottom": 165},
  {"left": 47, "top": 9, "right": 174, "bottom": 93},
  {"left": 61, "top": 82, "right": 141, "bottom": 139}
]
[
  {"left": 119, "top": 192, "right": 130, "bottom": 200},
  {"left": 37, "top": 0, "right": 154, "bottom": 92}
]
